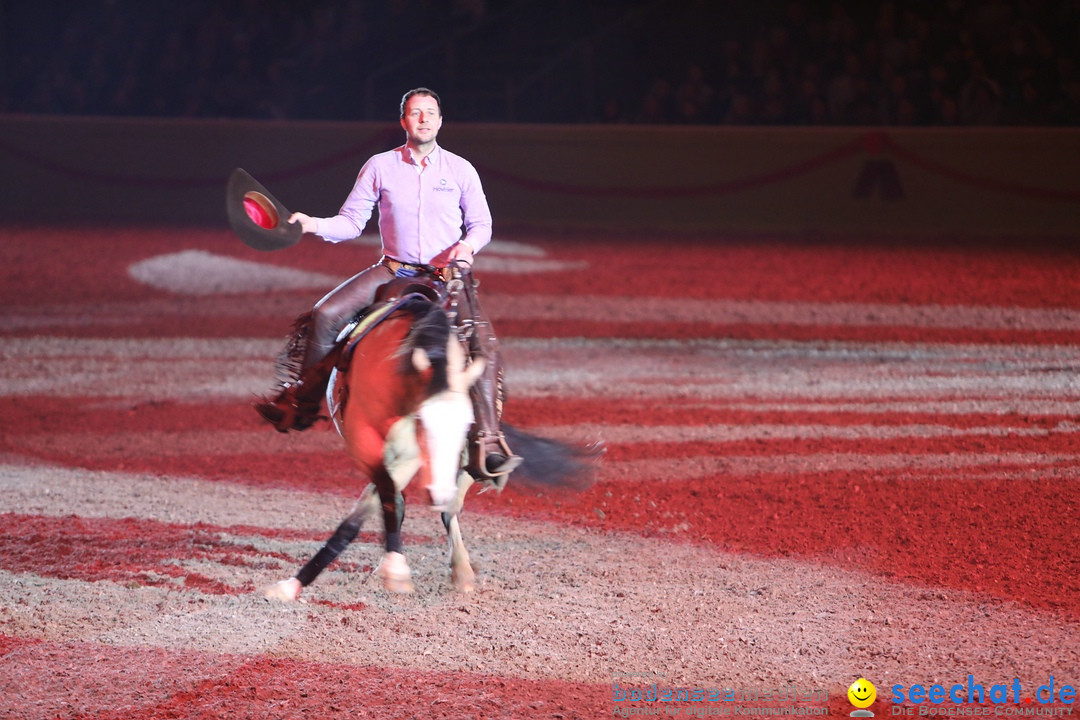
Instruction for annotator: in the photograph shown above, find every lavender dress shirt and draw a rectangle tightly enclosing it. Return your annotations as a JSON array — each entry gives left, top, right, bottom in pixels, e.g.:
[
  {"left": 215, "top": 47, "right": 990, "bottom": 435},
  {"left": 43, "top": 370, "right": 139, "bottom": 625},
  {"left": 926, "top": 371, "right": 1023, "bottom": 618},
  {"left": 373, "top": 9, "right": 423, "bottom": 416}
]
[{"left": 315, "top": 143, "right": 493, "bottom": 265}]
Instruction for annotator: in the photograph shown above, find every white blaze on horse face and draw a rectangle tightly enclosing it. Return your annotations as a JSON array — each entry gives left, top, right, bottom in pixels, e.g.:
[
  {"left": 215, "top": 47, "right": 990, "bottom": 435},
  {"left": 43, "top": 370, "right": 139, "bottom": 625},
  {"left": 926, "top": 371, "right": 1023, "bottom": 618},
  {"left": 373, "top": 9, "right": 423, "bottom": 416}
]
[
  {"left": 416, "top": 339, "right": 485, "bottom": 510},
  {"left": 417, "top": 391, "right": 474, "bottom": 509}
]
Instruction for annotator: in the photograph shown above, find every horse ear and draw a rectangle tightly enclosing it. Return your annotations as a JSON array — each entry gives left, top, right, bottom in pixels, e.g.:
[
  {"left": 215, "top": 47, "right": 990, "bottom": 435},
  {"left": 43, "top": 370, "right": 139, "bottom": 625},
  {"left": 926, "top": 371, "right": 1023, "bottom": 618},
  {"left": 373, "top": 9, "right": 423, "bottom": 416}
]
[{"left": 412, "top": 348, "right": 431, "bottom": 372}]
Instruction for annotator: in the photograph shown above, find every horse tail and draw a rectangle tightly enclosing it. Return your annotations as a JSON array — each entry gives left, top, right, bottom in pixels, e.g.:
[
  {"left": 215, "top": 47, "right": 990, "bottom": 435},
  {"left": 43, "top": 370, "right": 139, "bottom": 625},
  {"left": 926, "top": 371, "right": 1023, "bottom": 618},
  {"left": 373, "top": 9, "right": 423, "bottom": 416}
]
[{"left": 503, "top": 424, "right": 603, "bottom": 490}]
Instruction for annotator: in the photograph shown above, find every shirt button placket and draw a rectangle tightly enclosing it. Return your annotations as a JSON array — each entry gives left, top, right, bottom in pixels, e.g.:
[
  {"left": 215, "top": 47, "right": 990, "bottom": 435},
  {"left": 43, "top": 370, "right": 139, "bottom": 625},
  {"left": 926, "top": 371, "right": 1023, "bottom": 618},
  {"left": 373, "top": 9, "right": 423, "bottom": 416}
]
[{"left": 416, "top": 167, "right": 424, "bottom": 253}]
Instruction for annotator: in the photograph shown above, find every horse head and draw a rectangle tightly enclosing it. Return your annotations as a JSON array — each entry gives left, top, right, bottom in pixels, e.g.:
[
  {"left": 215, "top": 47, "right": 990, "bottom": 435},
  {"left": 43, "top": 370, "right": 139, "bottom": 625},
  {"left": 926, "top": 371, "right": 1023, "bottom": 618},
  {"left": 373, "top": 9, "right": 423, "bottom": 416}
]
[{"left": 411, "top": 308, "right": 486, "bottom": 510}]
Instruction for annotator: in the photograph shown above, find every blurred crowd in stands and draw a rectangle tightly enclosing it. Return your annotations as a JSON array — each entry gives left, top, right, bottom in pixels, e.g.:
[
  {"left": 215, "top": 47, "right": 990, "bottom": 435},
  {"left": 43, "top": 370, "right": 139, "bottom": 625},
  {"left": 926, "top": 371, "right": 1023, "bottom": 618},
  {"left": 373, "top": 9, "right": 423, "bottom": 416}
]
[
  {"left": 2, "top": 0, "right": 1078, "bottom": 126},
  {"left": 608, "top": 0, "right": 1080, "bottom": 126}
]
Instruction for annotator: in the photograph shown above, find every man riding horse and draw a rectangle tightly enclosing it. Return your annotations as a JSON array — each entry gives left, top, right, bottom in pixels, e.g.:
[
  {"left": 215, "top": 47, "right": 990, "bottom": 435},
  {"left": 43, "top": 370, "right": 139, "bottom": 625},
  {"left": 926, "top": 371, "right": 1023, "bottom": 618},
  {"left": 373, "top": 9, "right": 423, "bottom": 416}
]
[{"left": 255, "top": 87, "right": 521, "bottom": 480}]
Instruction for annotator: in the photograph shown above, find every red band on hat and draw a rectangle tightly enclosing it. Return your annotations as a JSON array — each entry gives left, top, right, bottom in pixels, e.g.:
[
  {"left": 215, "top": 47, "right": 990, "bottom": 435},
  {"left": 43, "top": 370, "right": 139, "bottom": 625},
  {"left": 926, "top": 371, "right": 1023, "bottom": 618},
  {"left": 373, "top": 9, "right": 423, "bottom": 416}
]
[{"left": 243, "top": 195, "right": 278, "bottom": 229}]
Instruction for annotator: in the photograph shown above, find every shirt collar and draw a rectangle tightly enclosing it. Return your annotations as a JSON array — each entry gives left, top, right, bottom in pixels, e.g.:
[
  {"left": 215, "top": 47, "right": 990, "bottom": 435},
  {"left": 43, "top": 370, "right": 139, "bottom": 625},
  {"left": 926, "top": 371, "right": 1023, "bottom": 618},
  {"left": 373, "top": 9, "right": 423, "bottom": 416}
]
[{"left": 401, "top": 143, "right": 440, "bottom": 167}]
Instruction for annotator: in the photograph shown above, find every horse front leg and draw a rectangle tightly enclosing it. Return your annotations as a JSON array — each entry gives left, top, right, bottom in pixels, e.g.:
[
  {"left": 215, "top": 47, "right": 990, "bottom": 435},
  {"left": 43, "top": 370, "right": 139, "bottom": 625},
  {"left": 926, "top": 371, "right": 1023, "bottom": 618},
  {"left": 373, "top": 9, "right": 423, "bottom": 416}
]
[
  {"left": 442, "top": 470, "right": 476, "bottom": 592},
  {"left": 263, "top": 483, "right": 380, "bottom": 602},
  {"left": 375, "top": 466, "right": 414, "bottom": 593}
]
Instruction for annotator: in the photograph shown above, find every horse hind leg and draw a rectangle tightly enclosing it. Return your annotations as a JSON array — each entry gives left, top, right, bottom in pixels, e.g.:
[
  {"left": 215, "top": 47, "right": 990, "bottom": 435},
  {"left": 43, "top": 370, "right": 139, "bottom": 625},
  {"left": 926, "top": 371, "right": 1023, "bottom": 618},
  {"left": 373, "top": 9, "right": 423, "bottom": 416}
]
[
  {"left": 442, "top": 471, "right": 476, "bottom": 592},
  {"left": 262, "top": 484, "right": 379, "bottom": 602}
]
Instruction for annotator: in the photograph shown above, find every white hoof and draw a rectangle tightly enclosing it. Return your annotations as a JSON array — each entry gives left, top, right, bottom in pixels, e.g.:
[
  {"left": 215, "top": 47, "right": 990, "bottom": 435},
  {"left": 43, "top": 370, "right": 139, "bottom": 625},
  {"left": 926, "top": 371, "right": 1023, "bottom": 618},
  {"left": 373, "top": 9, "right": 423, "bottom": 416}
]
[
  {"left": 262, "top": 577, "right": 302, "bottom": 602},
  {"left": 452, "top": 565, "right": 476, "bottom": 593},
  {"left": 378, "top": 552, "right": 414, "bottom": 594}
]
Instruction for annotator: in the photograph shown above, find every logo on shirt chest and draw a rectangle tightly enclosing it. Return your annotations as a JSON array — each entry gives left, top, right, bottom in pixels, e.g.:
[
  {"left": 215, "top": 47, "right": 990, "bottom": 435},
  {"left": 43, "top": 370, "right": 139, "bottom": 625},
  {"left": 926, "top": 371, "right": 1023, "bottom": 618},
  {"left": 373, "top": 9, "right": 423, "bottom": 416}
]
[{"left": 432, "top": 178, "right": 456, "bottom": 193}]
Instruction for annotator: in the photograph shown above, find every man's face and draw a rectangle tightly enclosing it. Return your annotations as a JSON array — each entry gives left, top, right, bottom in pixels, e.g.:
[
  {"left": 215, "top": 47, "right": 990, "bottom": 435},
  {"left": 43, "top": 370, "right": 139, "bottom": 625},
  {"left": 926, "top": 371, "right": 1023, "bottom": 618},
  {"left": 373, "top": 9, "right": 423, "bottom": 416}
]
[{"left": 401, "top": 94, "right": 442, "bottom": 146}]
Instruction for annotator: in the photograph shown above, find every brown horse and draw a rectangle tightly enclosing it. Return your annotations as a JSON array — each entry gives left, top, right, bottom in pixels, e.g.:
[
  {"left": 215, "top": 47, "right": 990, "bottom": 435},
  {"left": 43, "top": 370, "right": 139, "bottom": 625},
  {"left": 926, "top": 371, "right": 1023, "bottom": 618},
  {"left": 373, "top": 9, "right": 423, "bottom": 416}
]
[
  {"left": 263, "top": 293, "right": 484, "bottom": 598},
  {"left": 262, "top": 289, "right": 596, "bottom": 600}
]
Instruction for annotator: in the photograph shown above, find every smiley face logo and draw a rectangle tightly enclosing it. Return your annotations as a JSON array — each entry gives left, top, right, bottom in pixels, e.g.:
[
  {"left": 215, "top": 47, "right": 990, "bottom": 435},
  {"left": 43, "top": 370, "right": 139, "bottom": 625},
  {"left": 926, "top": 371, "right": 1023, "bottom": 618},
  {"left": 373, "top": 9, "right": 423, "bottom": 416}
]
[{"left": 848, "top": 678, "right": 877, "bottom": 709}]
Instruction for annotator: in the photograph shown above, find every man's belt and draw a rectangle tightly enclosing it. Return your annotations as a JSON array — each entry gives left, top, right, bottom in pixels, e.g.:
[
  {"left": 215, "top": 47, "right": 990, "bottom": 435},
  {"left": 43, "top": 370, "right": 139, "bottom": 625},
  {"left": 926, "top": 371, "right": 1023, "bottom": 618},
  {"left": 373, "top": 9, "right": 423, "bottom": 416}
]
[{"left": 380, "top": 256, "right": 453, "bottom": 282}]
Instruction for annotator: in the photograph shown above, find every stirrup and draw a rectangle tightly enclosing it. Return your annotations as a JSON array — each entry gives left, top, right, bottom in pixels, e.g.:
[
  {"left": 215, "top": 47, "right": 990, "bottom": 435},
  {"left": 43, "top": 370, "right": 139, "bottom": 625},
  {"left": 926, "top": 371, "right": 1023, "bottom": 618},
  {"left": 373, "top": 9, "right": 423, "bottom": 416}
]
[
  {"left": 483, "top": 452, "right": 523, "bottom": 477},
  {"left": 469, "top": 433, "right": 522, "bottom": 479}
]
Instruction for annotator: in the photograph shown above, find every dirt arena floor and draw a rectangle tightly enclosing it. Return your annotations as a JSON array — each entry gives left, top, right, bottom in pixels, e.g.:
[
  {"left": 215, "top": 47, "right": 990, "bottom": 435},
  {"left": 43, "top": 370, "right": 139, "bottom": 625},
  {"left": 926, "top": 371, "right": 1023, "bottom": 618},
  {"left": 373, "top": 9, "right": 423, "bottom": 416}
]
[{"left": 1, "top": 226, "right": 1078, "bottom": 719}]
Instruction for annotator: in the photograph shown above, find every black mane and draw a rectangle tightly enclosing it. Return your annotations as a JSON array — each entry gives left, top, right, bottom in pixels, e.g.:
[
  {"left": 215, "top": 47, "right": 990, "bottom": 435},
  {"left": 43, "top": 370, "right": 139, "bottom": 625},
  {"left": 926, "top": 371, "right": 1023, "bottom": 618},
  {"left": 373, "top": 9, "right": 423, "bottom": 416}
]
[{"left": 400, "top": 296, "right": 451, "bottom": 396}]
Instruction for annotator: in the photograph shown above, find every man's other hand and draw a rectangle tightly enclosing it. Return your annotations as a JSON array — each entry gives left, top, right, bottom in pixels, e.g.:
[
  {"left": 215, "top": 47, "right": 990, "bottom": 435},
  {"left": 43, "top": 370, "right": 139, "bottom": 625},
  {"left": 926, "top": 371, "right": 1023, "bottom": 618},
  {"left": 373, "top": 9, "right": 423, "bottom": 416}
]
[{"left": 288, "top": 212, "right": 319, "bottom": 235}]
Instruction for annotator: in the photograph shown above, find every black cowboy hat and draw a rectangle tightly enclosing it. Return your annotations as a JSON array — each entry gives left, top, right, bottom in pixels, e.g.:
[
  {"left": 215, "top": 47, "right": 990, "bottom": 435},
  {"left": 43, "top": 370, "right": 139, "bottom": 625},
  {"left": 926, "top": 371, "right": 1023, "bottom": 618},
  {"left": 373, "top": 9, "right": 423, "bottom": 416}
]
[{"left": 225, "top": 168, "right": 302, "bottom": 251}]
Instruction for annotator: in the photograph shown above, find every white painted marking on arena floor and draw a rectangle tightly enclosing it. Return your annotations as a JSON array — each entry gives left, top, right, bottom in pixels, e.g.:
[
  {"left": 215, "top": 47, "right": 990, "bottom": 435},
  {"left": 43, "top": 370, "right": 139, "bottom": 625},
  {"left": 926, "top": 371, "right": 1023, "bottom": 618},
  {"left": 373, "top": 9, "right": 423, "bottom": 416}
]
[
  {"left": 126, "top": 243, "right": 578, "bottom": 296},
  {"left": 128, "top": 251, "right": 343, "bottom": 295}
]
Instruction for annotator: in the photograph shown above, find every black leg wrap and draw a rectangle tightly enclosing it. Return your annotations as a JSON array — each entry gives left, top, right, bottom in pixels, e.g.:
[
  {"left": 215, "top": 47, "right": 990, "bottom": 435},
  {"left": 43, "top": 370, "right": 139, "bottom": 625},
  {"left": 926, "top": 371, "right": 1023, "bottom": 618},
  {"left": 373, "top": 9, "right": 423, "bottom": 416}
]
[
  {"left": 384, "top": 530, "right": 403, "bottom": 555},
  {"left": 381, "top": 491, "right": 405, "bottom": 554},
  {"left": 295, "top": 508, "right": 367, "bottom": 587}
]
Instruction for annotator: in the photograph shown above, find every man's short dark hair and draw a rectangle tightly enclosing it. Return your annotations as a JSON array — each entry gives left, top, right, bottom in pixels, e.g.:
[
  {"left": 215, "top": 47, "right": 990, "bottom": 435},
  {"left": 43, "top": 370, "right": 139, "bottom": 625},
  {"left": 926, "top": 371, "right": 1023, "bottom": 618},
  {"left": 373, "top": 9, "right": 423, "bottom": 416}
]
[{"left": 400, "top": 87, "right": 442, "bottom": 118}]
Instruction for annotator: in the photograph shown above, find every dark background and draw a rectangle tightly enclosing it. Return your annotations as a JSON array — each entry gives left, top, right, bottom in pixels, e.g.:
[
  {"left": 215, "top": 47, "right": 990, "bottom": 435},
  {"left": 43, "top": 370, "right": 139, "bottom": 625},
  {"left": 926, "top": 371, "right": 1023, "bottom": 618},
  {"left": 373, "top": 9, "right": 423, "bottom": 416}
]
[{"left": 3, "top": 0, "right": 1079, "bottom": 126}]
